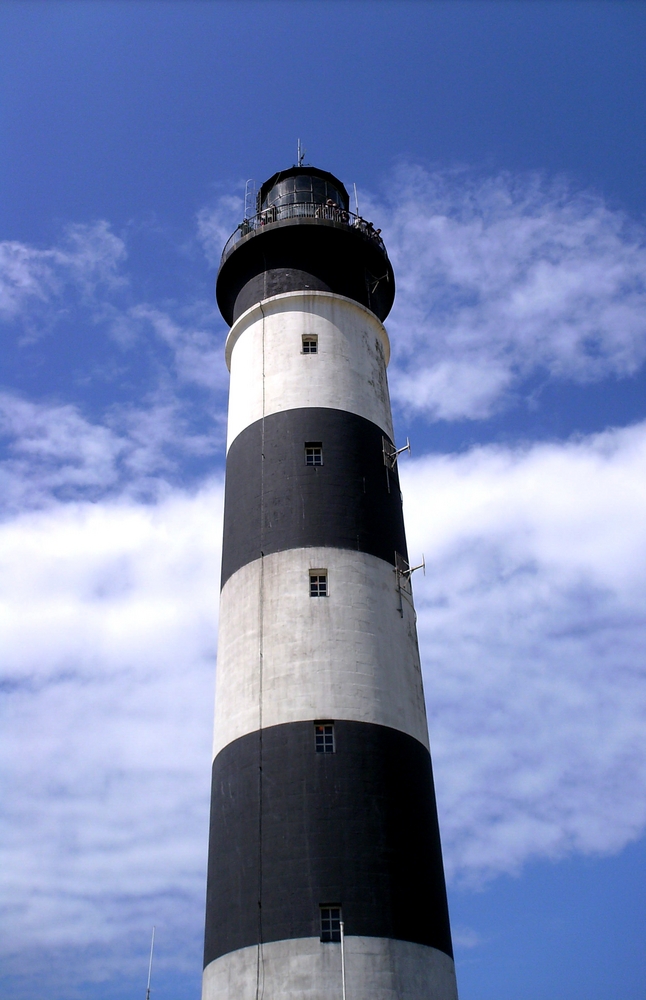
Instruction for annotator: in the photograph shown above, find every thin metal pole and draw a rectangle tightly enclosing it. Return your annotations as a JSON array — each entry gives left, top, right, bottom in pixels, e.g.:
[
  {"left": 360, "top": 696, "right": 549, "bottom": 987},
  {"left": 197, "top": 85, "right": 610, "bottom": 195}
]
[
  {"left": 339, "top": 920, "right": 347, "bottom": 1000},
  {"left": 145, "top": 926, "right": 155, "bottom": 1000}
]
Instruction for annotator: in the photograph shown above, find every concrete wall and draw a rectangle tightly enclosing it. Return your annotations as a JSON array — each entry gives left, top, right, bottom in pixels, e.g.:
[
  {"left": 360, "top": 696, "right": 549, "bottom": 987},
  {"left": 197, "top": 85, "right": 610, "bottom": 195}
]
[
  {"left": 213, "top": 546, "right": 428, "bottom": 759},
  {"left": 204, "top": 279, "right": 457, "bottom": 996},
  {"left": 225, "top": 290, "right": 394, "bottom": 450},
  {"left": 203, "top": 936, "right": 458, "bottom": 1000}
]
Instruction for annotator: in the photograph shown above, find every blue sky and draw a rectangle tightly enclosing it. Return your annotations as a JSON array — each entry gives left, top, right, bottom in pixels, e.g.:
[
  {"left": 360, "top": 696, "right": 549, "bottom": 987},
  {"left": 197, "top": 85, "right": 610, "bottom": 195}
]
[{"left": 1, "top": 2, "right": 646, "bottom": 998}]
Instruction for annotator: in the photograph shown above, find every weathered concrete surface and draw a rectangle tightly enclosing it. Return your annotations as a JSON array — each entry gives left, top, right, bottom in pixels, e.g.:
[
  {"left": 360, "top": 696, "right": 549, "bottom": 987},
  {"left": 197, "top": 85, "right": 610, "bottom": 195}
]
[
  {"left": 213, "top": 547, "right": 428, "bottom": 760},
  {"left": 225, "top": 290, "right": 394, "bottom": 450},
  {"left": 203, "top": 936, "right": 458, "bottom": 1000}
]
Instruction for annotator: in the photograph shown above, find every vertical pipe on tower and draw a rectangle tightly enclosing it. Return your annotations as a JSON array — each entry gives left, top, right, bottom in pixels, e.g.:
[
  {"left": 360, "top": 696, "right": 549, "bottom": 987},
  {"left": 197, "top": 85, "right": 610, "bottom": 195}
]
[{"left": 202, "top": 166, "right": 458, "bottom": 1000}]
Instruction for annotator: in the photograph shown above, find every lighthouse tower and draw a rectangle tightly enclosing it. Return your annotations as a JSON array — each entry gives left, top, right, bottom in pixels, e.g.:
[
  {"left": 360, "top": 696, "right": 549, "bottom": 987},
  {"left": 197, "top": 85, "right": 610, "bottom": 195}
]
[{"left": 202, "top": 166, "right": 457, "bottom": 1000}]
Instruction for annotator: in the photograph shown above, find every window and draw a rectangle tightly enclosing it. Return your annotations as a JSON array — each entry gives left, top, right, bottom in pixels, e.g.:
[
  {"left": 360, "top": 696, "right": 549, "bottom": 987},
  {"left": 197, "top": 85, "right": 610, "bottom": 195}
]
[
  {"left": 320, "top": 905, "right": 342, "bottom": 943},
  {"left": 310, "top": 571, "right": 328, "bottom": 597},
  {"left": 302, "top": 335, "right": 318, "bottom": 354},
  {"left": 305, "top": 442, "right": 323, "bottom": 466},
  {"left": 315, "top": 723, "right": 335, "bottom": 753}
]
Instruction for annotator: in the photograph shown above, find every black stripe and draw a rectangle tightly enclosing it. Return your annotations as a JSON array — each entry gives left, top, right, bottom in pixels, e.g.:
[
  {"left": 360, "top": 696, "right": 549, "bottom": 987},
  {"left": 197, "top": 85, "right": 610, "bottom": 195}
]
[
  {"left": 203, "top": 720, "right": 453, "bottom": 966},
  {"left": 221, "top": 408, "right": 408, "bottom": 587},
  {"left": 216, "top": 219, "right": 395, "bottom": 325}
]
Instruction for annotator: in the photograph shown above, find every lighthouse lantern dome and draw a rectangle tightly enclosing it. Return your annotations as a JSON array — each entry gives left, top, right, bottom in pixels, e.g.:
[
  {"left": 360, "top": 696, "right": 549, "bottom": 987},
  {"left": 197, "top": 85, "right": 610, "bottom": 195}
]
[{"left": 258, "top": 166, "right": 349, "bottom": 212}]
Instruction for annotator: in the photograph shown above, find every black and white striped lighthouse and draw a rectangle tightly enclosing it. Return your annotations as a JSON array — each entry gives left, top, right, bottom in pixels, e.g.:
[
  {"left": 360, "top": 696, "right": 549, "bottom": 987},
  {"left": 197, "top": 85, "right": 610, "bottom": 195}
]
[{"left": 202, "top": 165, "right": 457, "bottom": 1000}]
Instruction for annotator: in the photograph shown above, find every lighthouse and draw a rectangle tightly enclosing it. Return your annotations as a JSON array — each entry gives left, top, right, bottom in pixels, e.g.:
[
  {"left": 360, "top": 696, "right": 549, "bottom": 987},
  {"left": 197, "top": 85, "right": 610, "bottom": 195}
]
[{"left": 202, "top": 165, "right": 457, "bottom": 1000}]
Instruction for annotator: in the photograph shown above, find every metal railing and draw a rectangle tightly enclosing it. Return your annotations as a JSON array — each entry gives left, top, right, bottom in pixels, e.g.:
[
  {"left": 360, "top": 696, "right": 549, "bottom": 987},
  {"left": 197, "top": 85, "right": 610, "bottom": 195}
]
[{"left": 220, "top": 202, "right": 386, "bottom": 261}]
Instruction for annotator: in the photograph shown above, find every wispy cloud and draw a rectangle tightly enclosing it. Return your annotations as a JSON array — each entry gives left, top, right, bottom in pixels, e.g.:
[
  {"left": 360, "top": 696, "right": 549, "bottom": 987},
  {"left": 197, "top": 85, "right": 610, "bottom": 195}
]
[
  {"left": 0, "top": 224, "right": 229, "bottom": 506},
  {"left": 0, "top": 392, "right": 223, "bottom": 512},
  {"left": 0, "top": 394, "right": 127, "bottom": 509},
  {"left": 367, "top": 165, "right": 646, "bottom": 420},
  {"left": 128, "top": 304, "right": 228, "bottom": 392},
  {"left": 0, "top": 222, "right": 127, "bottom": 334},
  {"left": 196, "top": 193, "right": 244, "bottom": 267},
  {"left": 0, "top": 220, "right": 229, "bottom": 395}
]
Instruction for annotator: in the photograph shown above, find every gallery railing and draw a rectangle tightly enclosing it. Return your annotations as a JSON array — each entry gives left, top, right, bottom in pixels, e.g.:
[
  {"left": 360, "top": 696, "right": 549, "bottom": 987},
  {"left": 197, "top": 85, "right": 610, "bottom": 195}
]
[{"left": 221, "top": 203, "right": 386, "bottom": 261}]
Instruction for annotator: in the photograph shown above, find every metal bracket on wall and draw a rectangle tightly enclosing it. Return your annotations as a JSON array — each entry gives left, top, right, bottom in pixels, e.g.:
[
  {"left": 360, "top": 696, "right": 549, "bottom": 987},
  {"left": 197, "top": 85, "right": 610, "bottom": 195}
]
[
  {"left": 394, "top": 551, "right": 425, "bottom": 617},
  {"left": 367, "top": 270, "right": 390, "bottom": 294},
  {"left": 383, "top": 437, "right": 411, "bottom": 469},
  {"left": 383, "top": 437, "right": 411, "bottom": 493}
]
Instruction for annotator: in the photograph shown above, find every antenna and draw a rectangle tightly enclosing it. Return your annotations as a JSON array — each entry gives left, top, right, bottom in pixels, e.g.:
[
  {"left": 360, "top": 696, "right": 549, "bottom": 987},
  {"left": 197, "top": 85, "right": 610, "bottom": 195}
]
[
  {"left": 353, "top": 183, "right": 360, "bottom": 217},
  {"left": 402, "top": 555, "right": 426, "bottom": 579},
  {"left": 382, "top": 436, "right": 411, "bottom": 471},
  {"left": 145, "top": 926, "right": 155, "bottom": 1000},
  {"left": 297, "top": 138, "right": 305, "bottom": 167},
  {"left": 393, "top": 552, "right": 425, "bottom": 616}
]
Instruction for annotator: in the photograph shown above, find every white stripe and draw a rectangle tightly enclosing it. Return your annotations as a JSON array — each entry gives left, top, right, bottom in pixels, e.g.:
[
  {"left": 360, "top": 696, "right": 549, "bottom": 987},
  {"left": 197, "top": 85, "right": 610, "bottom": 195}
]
[
  {"left": 225, "top": 291, "right": 394, "bottom": 451},
  {"left": 202, "top": 936, "right": 458, "bottom": 1000},
  {"left": 213, "top": 548, "right": 429, "bottom": 760}
]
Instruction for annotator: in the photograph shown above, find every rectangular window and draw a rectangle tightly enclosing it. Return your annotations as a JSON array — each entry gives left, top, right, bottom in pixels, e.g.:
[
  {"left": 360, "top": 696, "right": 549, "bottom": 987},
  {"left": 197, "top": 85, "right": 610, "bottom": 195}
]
[
  {"left": 305, "top": 442, "right": 323, "bottom": 466},
  {"left": 320, "top": 905, "right": 342, "bottom": 943},
  {"left": 310, "top": 571, "right": 328, "bottom": 597},
  {"left": 315, "top": 723, "right": 335, "bottom": 753},
  {"left": 302, "top": 335, "right": 318, "bottom": 354}
]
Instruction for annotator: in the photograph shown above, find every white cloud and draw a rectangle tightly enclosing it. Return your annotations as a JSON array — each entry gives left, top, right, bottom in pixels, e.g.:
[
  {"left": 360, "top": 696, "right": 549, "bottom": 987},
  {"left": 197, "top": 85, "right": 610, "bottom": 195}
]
[
  {"left": 451, "top": 926, "right": 484, "bottom": 950},
  {"left": 0, "top": 393, "right": 126, "bottom": 509},
  {"left": 129, "top": 304, "right": 229, "bottom": 393},
  {"left": 0, "top": 221, "right": 127, "bottom": 330},
  {"left": 0, "top": 237, "right": 229, "bottom": 510},
  {"left": 113, "top": 396, "right": 219, "bottom": 476},
  {"left": 0, "top": 485, "right": 222, "bottom": 982},
  {"left": 369, "top": 166, "right": 646, "bottom": 419},
  {"left": 0, "top": 228, "right": 229, "bottom": 423},
  {"left": 2, "top": 420, "right": 646, "bottom": 985},
  {"left": 0, "top": 391, "right": 224, "bottom": 513},
  {"left": 196, "top": 194, "right": 245, "bottom": 267},
  {"left": 401, "top": 419, "right": 646, "bottom": 881}
]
